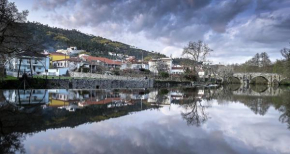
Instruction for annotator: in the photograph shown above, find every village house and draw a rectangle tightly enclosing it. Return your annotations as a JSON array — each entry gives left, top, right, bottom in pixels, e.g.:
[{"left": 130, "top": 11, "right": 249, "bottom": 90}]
[
  {"left": 56, "top": 47, "right": 84, "bottom": 55},
  {"left": 81, "top": 56, "right": 122, "bottom": 70},
  {"left": 49, "top": 52, "right": 70, "bottom": 64},
  {"left": 148, "top": 58, "right": 173, "bottom": 74},
  {"left": 5, "top": 51, "right": 49, "bottom": 76},
  {"left": 120, "top": 61, "right": 149, "bottom": 70},
  {"left": 171, "top": 65, "right": 185, "bottom": 74},
  {"left": 52, "top": 57, "right": 82, "bottom": 71}
]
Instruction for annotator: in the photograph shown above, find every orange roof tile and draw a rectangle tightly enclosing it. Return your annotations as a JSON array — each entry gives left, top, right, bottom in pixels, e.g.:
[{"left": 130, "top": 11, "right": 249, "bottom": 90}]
[{"left": 83, "top": 56, "right": 122, "bottom": 65}]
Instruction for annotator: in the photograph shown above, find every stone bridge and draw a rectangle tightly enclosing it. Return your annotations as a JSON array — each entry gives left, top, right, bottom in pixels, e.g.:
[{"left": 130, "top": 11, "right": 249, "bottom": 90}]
[
  {"left": 231, "top": 73, "right": 286, "bottom": 85},
  {"left": 233, "top": 86, "right": 283, "bottom": 97}
]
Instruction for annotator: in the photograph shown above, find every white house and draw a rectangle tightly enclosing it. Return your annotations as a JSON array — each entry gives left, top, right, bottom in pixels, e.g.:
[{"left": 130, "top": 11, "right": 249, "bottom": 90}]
[
  {"left": 149, "top": 58, "right": 172, "bottom": 74},
  {"left": 3, "top": 89, "right": 49, "bottom": 105},
  {"left": 120, "top": 62, "right": 149, "bottom": 70},
  {"left": 5, "top": 51, "right": 49, "bottom": 76},
  {"left": 56, "top": 47, "right": 84, "bottom": 55},
  {"left": 52, "top": 57, "right": 82, "bottom": 71},
  {"left": 198, "top": 68, "right": 205, "bottom": 78},
  {"left": 47, "top": 67, "right": 69, "bottom": 76},
  {"left": 171, "top": 65, "right": 185, "bottom": 74}
]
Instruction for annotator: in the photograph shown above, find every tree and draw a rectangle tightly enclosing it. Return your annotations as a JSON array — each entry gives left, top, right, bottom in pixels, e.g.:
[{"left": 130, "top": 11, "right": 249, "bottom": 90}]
[
  {"left": 0, "top": 0, "right": 29, "bottom": 57},
  {"left": 182, "top": 40, "right": 213, "bottom": 66},
  {"left": 280, "top": 43, "right": 290, "bottom": 78},
  {"left": 0, "top": 1, "right": 45, "bottom": 79},
  {"left": 281, "top": 43, "right": 290, "bottom": 60},
  {"left": 150, "top": 59, "right": 169, "bottom": 74},
  {"left": 260, "top": 52, "right": 271, "bottom": 67},
  {"left": 245, "top": 53, "right": 260, "bottom": 66},
  {"left": 182, "top": 40, "right": 212, "bottom": 81},
  {"left": 217, "top": 65, "right": 234, "bottom": 83}
]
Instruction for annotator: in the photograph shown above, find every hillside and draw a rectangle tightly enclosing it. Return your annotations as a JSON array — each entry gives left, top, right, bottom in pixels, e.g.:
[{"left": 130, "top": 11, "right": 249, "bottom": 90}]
[{"left": 25, "top": 22, "right": 166, "bottom": 60}]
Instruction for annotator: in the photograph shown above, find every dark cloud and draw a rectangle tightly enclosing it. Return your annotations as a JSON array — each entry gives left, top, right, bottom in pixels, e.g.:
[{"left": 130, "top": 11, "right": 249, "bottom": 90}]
[
  {"left": 33, "top": 0, "right": 75, "bottom": 11},
  {"left": 36, "top": 0, "right": 252, "bottom": 41},
  {"left": 32, "top": 0, "right": 290, "bottom": 63}
]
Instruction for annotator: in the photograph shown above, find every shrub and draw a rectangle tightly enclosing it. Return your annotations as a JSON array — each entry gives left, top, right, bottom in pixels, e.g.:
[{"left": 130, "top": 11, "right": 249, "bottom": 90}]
[{"left": 159, "top": 72, "right": 169, "bottom": 78}]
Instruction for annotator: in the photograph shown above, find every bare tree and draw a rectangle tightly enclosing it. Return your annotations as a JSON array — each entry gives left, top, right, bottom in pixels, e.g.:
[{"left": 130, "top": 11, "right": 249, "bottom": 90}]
[
  {"left": 150, "top": 59, "right": 169, "bottom": 74},
  {"left": 217, "top": 65, "right": 234, "bottom": 82},
  {"left": 260, "top": 52, "right": 271, "bottom": 67},
  {"left": 281, "top": 43, "right": 290, "bottom": 60},
  {"left": 182, "top": 40, "right": 213, "bottom": 67},
  {"left": 280, "top": 43, "right": 290, "bottom": 78}
]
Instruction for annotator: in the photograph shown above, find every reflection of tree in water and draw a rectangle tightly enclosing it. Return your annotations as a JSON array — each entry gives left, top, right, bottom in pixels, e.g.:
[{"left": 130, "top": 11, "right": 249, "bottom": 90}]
[
  {"left": 213, "top": 86, "right": 290, "bottom": 129},
  {"left": 0, "top": 104, "right": 28, "bottom": 154},
  {"left": 0, "top": 132, "right": 25, "bottom": 154},
  {"left": 180, "top": 89, "right": 209, "bottom": 126},
  {"left": 181, "top": 100, "right": 209, "bottom": 126},
  {"left": 241, "top": 97, "right": 271, "bottom": 115},
  {"left": 271, "top": 90, "right": 290, "bottom": 129},
  {"left": 0, "top": 94, "right": 160, "bottom": 153}
]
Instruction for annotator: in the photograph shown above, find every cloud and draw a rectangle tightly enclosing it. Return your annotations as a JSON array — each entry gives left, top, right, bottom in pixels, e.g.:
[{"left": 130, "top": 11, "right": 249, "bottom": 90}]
[
  {"left": 33, "top": 0, "right": 75, "bottom": 11},
  {"left": 31, "top": 0, "right": 290, "bottom": 63}
]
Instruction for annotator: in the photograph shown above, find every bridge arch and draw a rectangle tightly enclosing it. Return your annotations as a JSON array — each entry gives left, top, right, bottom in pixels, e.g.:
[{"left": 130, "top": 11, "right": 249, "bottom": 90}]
[
  {"left": 250, "top": 76, "right": 269, "bottom": 85},
  {"left": 228, "top": 76, "right": 241, "bottom": 84}
]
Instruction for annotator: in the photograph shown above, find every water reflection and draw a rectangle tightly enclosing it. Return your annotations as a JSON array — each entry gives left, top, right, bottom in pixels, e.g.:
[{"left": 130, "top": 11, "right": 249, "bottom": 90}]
[{"left": 0, "top": 86, "right": 290, "bottom": 154}]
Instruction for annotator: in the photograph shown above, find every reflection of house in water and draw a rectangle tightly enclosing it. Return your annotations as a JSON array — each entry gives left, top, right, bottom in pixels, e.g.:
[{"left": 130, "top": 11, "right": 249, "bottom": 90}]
[
  {"left": 78, "top": 91, "right": 124, "bottom": 108},
  {"left": 48, "top": 90, "right": 85, "bottom": 111},
  {"left": 148, "top": 90, "right": 171, "bottom": 106},
  {"left": 119, "top": 92, "right": 149, "bottom": 105},
  {"left": 170, "top": 90, "right": 185, "bottom": 104},
  {"left": 3, "top": 89, "right": 49, "bottom": 105}
]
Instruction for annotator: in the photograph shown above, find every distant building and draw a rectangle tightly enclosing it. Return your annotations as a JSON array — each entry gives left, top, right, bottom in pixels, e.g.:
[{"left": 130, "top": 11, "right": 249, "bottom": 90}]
[
  {"left": 47, "top": 68, "right": 69, "bottom": 76},
  {"left": 5, "top": 51, "right": 49, "bottom": 76},
  {"left": 4, "top": 89, "right": 49, "bottom": 105},
  {"left": 171, "top": 65, "right": 185, "bottom": 74},
  {"left": 81, "top": 56, "right": 122, "bottom": 69},
  {"left": 149, "top": 58, "right": 173, "bottom": 74},
  {"left": 52, "top": 57, "right": 82, "bottom": 71},
  {"left": 197, "top": 68, "right": 205, "bottom": 78},
  {"left": 56, "top": 47, "right": 84, "bottom": 55},
  {"left": 120, "top": 62, "right": 149, "bottom": 70},
  {"left": 49, "top": 52, "right": 70, "bottom": 64}
]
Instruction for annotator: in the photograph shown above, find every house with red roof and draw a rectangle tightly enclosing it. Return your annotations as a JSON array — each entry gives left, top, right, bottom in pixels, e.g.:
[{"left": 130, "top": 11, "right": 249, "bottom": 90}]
[{"left": 81, "top": 56, "right": 122, "bottom": 69}]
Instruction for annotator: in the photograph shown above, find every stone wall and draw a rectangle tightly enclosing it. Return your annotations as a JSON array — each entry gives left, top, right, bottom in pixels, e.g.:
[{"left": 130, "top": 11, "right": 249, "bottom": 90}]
[
  {"left": 46, "top": 78, "right": 154, "bottom": 89},
  {"left": 70, "top": 72, "right": 146, "bottom": 81}
]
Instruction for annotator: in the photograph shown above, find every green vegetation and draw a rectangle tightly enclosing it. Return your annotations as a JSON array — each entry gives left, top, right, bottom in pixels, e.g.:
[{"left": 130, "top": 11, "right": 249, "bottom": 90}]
[
  {"left": 280, "top": 79, "right": 290, "bottom": 85},
  {"left": 25, "top": 22, "right": 166, "bottom": 60},
  {"left": 3, "top": 76, "right": 17, "bottom": 80},
  {"left": 159, "top": 72, "right": 169, "bottom": 78}
]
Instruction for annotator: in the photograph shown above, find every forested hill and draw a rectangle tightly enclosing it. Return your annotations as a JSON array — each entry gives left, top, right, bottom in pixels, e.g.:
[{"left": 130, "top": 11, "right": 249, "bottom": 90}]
[{"left": 25, "top": 22, "right": 166, "bottom": 59}]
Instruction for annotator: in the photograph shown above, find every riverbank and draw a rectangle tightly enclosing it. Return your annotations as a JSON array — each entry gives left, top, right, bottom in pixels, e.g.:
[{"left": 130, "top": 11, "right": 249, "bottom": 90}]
[{"left": 0, "top": 78, "right": 154, "bottom": 89}]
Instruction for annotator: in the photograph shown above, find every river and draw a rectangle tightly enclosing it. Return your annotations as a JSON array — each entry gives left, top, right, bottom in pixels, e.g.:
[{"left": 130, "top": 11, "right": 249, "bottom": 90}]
[{"left": 0, "top": 85, "right": 290, "bottom": 154}]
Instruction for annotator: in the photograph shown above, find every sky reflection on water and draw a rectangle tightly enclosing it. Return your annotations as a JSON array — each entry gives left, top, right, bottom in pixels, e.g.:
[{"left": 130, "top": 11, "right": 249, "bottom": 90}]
[{"left": 1, "top": 86, "right": 290, "bottom": 154}]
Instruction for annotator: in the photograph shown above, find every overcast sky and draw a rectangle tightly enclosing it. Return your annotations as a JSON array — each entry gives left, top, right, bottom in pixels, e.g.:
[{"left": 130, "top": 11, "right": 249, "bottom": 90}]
[{"left": 11, "top": 0, "right": 290, "bottom": 64}]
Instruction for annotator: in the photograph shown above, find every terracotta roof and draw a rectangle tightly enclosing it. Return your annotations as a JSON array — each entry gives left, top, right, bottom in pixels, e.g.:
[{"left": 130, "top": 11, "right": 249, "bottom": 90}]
[{"left": 83, "top": 56, "right": 122, "bottom": 65}]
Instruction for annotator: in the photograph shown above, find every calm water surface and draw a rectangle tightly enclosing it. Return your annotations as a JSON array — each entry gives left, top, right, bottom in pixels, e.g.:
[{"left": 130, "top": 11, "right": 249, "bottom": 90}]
[{"left": 1, "top": 85, "right": 290, "bottom": 154}]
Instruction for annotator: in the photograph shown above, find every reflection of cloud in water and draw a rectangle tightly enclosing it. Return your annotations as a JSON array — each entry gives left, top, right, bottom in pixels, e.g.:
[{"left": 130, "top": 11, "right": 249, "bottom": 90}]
[{"left": 24, "top": 102, "right": 290, "bottom": 154}]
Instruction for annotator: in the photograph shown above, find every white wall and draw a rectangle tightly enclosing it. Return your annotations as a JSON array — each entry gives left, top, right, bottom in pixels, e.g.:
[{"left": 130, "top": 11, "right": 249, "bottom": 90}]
[{"left": 47, "top": 68, "right": 68, "bottom": 76}]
